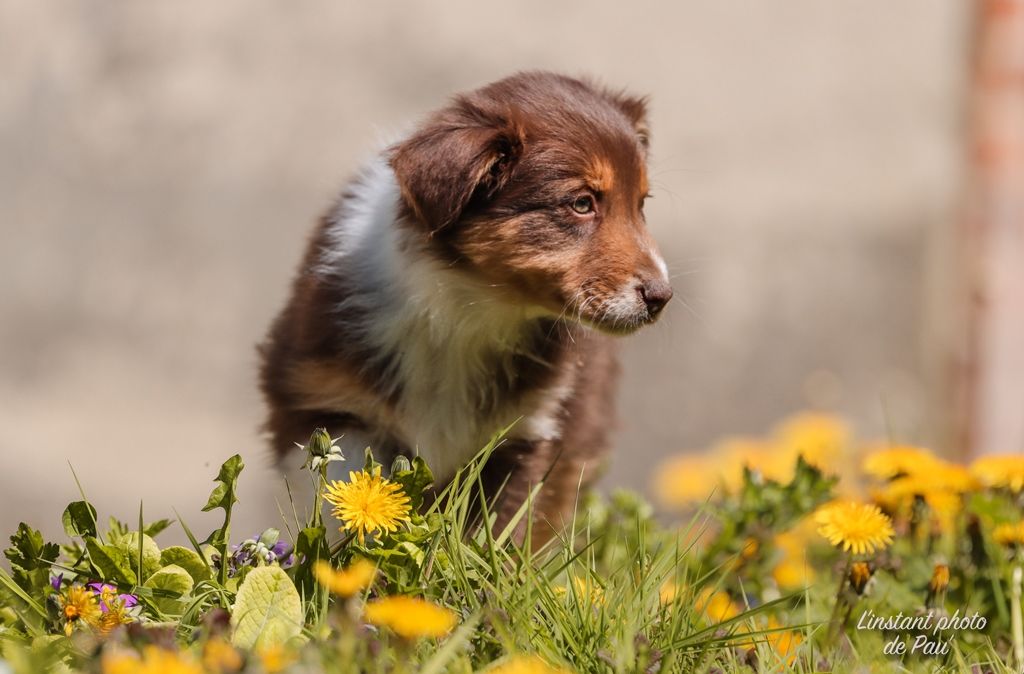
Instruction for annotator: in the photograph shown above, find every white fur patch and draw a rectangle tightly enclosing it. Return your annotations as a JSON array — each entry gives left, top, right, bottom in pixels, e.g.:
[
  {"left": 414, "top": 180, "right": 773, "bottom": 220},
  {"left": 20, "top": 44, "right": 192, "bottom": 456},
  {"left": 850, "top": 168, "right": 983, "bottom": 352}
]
[
  {"left": 317, "top": 157, "right": 568, "bottom": 480},
  {"left": 652, "top": 251, "right": 669, "bottom": 280}
]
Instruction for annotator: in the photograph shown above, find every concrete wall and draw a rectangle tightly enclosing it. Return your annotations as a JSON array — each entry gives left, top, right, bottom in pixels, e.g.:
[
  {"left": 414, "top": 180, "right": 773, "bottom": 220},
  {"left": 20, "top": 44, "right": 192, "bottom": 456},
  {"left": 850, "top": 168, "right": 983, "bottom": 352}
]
[{"left": 0, "top": 1, "right": 969, "bottom": 541}]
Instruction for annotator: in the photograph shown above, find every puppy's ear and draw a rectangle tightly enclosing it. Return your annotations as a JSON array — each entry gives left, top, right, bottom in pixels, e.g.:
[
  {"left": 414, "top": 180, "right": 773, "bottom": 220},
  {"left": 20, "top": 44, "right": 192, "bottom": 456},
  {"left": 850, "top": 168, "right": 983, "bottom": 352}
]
[
  {"left": 607, "top": 91, "right": 650, "bottom": 150},
  {"left": 390, "top": 98, "right": 524, "bottom": 233}
]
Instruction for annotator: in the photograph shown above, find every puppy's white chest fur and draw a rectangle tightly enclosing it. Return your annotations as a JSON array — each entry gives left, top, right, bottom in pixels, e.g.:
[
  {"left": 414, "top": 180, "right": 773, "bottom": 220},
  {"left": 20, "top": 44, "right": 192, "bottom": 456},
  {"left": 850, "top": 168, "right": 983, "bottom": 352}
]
[{"left": 319, "top": 158, "right": 568, "bottom": 479}]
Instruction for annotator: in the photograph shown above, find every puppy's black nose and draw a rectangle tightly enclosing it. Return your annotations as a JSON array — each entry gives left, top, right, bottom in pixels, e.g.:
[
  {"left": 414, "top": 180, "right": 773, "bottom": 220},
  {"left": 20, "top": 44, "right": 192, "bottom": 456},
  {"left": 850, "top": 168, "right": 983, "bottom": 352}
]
[{"left": 638, "top": 279, "right": 673, "bottom": 317}]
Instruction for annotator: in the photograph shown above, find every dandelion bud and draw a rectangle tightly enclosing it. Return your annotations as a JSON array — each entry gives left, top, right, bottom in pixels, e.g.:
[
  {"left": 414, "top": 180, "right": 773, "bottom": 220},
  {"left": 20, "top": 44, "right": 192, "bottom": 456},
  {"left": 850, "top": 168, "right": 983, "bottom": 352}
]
[
  {"left": 307, "top": 428, "right": 332, "bottom": 457},
  {"left": 929, "top": 564, "right": 950, "bottom": 593},
  {"left": 258, "top": 528, "right": 280, "bottom": 548},
  {"left": 849, "top": 561, "right": 873, "bottom": 595},
  {"left": 390, "top": 455, "right": 412, "bottom": 474}
]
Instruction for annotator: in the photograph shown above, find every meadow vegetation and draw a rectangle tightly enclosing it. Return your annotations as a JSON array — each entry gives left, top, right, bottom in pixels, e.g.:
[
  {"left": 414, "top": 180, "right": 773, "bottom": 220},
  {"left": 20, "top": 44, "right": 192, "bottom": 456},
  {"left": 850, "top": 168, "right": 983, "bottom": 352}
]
[{"left": 1, "top": 414, "right": 1022, "bottom": 673}]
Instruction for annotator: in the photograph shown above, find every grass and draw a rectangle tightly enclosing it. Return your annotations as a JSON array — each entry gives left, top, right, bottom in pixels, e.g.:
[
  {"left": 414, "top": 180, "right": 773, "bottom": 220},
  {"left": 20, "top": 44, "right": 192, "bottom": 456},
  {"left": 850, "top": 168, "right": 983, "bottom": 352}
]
[{"left": 0, "top": 414, "right": 1022, "bottom": 673}]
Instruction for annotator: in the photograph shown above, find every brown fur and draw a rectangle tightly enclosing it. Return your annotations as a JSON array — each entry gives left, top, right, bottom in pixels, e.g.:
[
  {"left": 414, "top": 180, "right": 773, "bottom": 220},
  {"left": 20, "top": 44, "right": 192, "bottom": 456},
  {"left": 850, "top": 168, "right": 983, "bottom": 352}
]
[{"left": 259, "top": 72, "right": 670, "bottom": 542}]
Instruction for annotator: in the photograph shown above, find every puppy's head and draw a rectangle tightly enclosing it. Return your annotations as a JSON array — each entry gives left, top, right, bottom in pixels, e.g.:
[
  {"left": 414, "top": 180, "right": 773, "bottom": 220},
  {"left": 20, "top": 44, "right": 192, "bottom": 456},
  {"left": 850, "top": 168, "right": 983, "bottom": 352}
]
[{"left": 390, "top": 71, "right": 671, "bottom": 334}]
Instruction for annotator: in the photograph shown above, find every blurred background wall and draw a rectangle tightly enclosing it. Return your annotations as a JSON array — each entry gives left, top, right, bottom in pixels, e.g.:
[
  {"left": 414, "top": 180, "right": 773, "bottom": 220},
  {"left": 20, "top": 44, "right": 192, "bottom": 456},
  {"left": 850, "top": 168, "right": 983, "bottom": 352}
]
[{"left": 0, "top": 1, "right": 972, "bottom": 541}]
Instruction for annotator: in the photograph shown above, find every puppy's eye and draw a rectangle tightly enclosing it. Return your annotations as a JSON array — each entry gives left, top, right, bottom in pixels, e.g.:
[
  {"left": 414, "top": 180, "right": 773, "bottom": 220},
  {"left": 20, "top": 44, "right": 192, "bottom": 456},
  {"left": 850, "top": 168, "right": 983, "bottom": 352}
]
[{"left": 570, "top": 195, "right": 595, "bottom": 215}]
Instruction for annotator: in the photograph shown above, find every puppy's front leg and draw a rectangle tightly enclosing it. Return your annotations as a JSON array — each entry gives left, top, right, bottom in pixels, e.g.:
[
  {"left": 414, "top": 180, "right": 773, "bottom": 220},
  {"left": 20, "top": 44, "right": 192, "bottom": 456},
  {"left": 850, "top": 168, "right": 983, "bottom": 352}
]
[{"left": 479, "top": 438, "right": 590, "bottom": 547}]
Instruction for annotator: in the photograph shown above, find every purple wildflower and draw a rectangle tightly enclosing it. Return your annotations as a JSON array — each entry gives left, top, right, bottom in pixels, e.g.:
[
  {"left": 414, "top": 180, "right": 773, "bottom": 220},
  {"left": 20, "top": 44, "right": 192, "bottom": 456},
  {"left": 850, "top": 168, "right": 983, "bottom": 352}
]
[
  {"left": 223, "top": 531, "right": 294, "bottom": 576},
  {"left": 271, "top": 540, "right": 295, "bottom": 569},
  {"left": 87, "top": 583, "right": 138, "bottom": 612}
]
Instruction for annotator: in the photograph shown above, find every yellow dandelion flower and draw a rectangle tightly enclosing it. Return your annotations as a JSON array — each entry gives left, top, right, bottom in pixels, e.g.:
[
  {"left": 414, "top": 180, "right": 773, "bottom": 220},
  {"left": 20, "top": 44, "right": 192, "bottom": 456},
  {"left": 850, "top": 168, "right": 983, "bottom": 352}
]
[
  {"left": 862, "top": 445, "right": 939, "bottom": 480},
  {"left": 773, "top": 411, "right": 849, "bottom": 469},
  {"left": 770, "top": 527, "right": 817, "bottom": 589},
  {"left": 925, "top": 463, "right": 977, "bottom": 493},
  {"left": 256, "top": 643, "right": 296, "bottom": 673},
  {"left": 489, "top": 655, "right": 573, "bottom": 674},
  {"left": 765, "top": 617, "right": 803, "bottom": 663},
  {"left": 324, "top": 467, "right": 411, "bottom": 543},
  {"left": 94, "top": 586, "right": 136, "bottom": 635},
  {"left": 659, "top": 580, "right": 680, "bottom": 605},
  {"left": 555, "top": 575, "right": 605, "bottom": 607},
  {"left": 772, "top": 558, "right": 815, "bottom": 590},
  {"left": 929, "top": 564, "right": 950, "bottom": 593},
  {"left": 849, "top": 561, "right": 874, "bottom": 594},
  {"left": 993, "top": 521, "right": 1024, "bottom": 547},
  {"left": 364, "top": 596, "right": 457, "bottom": 639},
  {"left": 102, "top": 646, "right": 203, "bottom": 674},
  {"left": 718, "top": 437, "right": 791, "bottom": 487},
  {"left": 814, "top": 501, "right": 894, "bottom": 556},
  {"left": 313, "top": 559, "right": 377, "bottom": 597},
  {"left": 923, "top": 489, "right": 962, "bottom": 533},
  {"left": 651, "top": 454, "right": 720, "bottom": 507},
  {"left": 100, "top": 650, "right": 140, "bottom": 674},
  {"left": 971, "top": 454, "right": 1024, "bottom": 492},
  {"left": 694, "top": 588, "right": 740, "bottom": 623},
  {"left": 202, "top": 637, "right": 243, "bottom": 673},
  {"left": 60, "top": 584, "right": 102, "bottom": 636}
]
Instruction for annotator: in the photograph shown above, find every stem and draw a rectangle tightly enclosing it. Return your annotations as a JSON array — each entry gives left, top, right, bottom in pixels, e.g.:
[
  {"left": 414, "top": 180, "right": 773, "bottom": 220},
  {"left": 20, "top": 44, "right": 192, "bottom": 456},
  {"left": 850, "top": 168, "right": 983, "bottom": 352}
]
[
  {"left": 1011, "top": 563, "right": 1023, "bottom": 671},
  {"left": 311, "top": 465, "right": 329, "bottom": 529},
  {"left": 329, "top": 532, "right": 356, "bottom": 557},
  {"left": 826, "top": 557, "right": 852, "bottom": 646}
]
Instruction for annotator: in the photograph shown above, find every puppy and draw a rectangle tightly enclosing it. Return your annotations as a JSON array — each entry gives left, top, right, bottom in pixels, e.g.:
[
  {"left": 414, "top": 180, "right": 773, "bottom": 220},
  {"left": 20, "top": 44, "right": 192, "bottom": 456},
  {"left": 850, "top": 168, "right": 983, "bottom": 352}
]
[{"left": 260, "top": 71, "right": 671, "bottom": 539}]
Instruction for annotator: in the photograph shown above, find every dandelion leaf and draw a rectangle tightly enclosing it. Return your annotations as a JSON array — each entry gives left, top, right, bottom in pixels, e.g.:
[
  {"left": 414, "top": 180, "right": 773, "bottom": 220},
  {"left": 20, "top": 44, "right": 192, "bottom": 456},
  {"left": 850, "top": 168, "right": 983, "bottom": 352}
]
[
  {"left": 230, "top": 565, "right": 302, "bottom": 650},
  {"left": 202, "top": 454, "right": 245, "bottom": 514},
  {"left": 202, "top": 454, "right": 244, "bottom": 557}
]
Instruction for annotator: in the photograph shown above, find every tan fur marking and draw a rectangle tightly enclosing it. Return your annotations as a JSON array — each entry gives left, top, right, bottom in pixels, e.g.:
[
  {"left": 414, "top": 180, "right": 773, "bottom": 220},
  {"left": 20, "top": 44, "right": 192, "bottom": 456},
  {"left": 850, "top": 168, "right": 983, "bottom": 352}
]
[{"left": 288, "top": 360, "right": 396, "bottom": 426}]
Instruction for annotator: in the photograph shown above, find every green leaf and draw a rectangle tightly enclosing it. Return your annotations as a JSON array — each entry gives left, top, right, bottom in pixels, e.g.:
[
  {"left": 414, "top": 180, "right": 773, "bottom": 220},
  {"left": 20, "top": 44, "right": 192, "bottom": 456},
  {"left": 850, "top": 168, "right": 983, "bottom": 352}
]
[
  {"left": 143, "top": 564, "right": 195, "bottom": 615},
  {"left": 201, "top": 455, "right": 244, "bottom": 586},
  {"left": 4, "top": 524, "right": 59, "bottom": 594},
  {"left": 361, "top": 447, "right": 381, "bottom": 475},
  {"left": 117, "top": 532, "right": 162, "bottom": 581},
  {"left": 107, "top": 516, "right": 130, "bottom": 539},
  {"left": 289, "top": 526, "right": 327, "bottom": 596},
  {"left": 392, "top": 456, "right": 435, "bottom": 510},
  {"left": 84, "top": 537, "right": 137, "bottom": 586},
  {"left": 258, "top": 528, "right": 280, "bottom": 548},
  {"left": 159, "top": 546, "right": 212, "bottom": 583},
  {"left": 143, "top": 519, "right": 175, "bottom": 538},
  {"left": 60, "top": 502, "right": 97, "bottom": 539},
  {"left": 202, "top": 454, "right": 245, "bottom": 515},
  {"left": 230, "top": 566, "right": 302, "bottom": 650}
]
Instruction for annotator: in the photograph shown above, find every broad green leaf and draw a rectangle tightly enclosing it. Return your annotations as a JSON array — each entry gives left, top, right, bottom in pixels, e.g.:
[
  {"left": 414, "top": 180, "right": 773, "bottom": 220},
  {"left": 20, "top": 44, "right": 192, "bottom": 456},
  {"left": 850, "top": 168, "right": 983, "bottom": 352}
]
[
  {"left": 118, "top": 532, "right": 161, "bottom": 581},
  {"left": 159, "top": 546, "right": 212, "bottom": 583},
  {"left": 230, "top": 566, "right": 302, "bottom": 650},
  {"left": 60, "top": 502, "right": 97, "bottom": 539},
  {"left": 84, "top": 537, "right": 137, "bottom": 586},
  {"left": 144, "top": 564, "right": 194, "bottom": 615}
]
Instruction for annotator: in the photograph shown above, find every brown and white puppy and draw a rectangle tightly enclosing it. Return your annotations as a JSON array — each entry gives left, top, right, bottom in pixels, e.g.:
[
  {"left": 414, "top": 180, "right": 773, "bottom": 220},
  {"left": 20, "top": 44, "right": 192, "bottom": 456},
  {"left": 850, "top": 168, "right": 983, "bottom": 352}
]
[{"left": 260, "top": 71, "right": 671, "bottom": 538}]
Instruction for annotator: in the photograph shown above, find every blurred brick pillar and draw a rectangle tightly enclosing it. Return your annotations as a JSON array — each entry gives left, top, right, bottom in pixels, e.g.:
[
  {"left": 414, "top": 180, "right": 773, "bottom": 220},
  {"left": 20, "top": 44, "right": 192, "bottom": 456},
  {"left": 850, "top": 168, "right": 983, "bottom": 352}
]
[{"left": 957, "top": 0, "right": 1024, "bottom": 456}]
